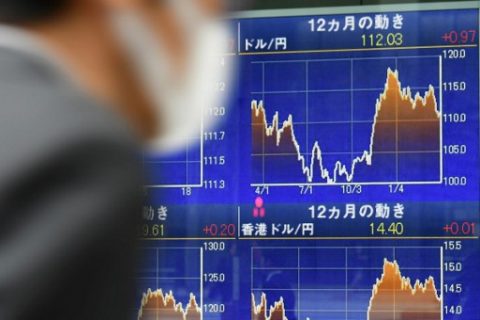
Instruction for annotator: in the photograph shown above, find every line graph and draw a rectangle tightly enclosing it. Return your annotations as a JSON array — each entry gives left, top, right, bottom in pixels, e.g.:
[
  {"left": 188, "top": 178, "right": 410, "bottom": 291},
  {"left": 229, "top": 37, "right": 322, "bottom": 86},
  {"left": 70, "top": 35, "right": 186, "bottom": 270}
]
[
  {"left": 145, "top": 119, "right": 204, "bottom": 188},
  {"left": 136, "top": 247, "right": 204, "bottom": 320},
  {"left": 138, "top": 289, "right": 201, "bottom": 320},
  {"left": 250, "top": 56, "right": 443, "bottom": 186},
  {"left": 251, "top": 246, "right": 443, "bottom": 320}
]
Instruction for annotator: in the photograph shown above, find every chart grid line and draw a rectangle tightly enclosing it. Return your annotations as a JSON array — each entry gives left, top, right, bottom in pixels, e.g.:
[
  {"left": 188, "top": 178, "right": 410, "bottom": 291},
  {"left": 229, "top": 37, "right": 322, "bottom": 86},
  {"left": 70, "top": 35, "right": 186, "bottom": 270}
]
[
  {"left": 251, "top": 246, "right": 443, "bottom": 319},
  {"left": 251, "top": 54, "right": 443, "bottom": 186}
]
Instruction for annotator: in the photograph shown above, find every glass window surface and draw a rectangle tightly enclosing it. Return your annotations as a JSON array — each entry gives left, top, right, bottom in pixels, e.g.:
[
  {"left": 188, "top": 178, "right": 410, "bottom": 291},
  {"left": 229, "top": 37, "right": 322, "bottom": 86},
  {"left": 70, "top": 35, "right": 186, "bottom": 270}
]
[{"left": 137, "top": 2, "right": 480, "bottom": 320}]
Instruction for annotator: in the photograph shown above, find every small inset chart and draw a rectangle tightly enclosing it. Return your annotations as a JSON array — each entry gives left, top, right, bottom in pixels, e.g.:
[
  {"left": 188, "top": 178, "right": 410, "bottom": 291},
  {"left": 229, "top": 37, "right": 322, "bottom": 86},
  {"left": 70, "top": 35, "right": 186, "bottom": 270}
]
[
  {"left": 145, "top": 129, "right": 203, "bottom": 188},
  {"left": 251, "top": 246, "right": 443, "bottom": 320},
  {"left": 136, "top": 247, "right": 203, "bottom": 320},
  {"left": 251, "top": 56, "right": 442, "bottom": 186}
]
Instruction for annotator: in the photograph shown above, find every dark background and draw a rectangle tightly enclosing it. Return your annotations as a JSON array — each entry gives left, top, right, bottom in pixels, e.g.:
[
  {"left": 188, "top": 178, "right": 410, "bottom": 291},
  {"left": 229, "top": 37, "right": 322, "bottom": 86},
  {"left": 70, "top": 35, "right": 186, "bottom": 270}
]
[{"left": 242, "top": 0, "right": 478, "bottom": 10}]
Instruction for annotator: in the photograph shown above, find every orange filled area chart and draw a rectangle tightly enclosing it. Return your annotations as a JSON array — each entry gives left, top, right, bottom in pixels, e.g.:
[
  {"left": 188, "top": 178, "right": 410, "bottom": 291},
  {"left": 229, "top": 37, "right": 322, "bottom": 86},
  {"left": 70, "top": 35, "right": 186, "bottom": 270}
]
[
  {"left": 252, "top": 294, "right": 287, "bottom": 320},
  {"left": 251, "top": 59, "right": 442, "bottom": 186},
  {"left": 138, "top": 289, "right": 201, "bottom": 320},
  {"left": 252, "top": 259, "right": 441, "bottom": 320},
  {"left": 251, "top": 247, "right": 443, "bottom": 320},
  {"left": 368, "top": 260, "right": 441, "bottom": 320},
  {"left": 136, "top": 247, "right": 203, "bottom": 320}
]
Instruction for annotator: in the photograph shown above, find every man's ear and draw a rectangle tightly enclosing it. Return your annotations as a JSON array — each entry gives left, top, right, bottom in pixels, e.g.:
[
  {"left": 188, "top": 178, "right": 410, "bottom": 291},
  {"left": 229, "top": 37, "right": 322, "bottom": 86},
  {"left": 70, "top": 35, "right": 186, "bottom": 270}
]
[
  {"left": 194, "top": 0, "right": 224, "bottom": 16},
  {"left": 97, "top": 0, "right": 135, "bottom": 10},
  {"left": 99, "top": 0, "right": 164, "bottom": 11}
]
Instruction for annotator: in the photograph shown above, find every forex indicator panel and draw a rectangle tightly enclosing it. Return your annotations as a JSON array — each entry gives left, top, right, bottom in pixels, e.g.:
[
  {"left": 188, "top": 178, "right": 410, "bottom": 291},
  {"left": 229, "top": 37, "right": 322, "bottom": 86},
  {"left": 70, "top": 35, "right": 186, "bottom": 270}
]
[{"left": 138, "top": 3, "right": 480, "bottom": 320}]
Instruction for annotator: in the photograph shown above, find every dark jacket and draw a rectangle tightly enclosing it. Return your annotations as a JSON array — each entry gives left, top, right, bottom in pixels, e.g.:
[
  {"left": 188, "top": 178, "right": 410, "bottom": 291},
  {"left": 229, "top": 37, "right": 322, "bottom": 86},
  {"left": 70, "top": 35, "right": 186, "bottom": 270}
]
[{"left": 0, "top": 35, "right": 143, "bottom": 319}]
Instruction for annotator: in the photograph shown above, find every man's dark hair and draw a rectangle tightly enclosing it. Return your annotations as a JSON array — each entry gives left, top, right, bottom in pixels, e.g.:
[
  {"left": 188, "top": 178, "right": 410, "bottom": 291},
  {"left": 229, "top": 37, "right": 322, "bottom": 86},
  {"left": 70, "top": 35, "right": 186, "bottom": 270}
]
[{"left": 0, "top": 0, "right": 68, "bottom": 23}]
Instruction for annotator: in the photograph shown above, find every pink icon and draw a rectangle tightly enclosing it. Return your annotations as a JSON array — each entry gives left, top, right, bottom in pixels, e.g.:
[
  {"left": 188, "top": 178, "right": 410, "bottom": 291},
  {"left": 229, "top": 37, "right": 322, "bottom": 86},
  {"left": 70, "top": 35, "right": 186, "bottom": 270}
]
[{"left": 253, "top": 196, "right": 265, "bottom": 218}]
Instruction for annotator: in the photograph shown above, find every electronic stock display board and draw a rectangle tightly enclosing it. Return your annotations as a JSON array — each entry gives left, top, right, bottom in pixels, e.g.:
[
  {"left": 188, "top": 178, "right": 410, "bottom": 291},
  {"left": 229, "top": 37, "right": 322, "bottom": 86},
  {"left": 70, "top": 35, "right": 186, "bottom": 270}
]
[{"left": 137, "top": 2, "right": 480, "bottom": 320}]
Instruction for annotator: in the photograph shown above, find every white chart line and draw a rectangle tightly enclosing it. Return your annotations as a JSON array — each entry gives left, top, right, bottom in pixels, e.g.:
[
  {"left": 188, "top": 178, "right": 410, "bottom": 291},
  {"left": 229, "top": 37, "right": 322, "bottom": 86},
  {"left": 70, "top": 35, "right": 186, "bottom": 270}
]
[
  {"left": 251, "top": 181, "right": 443, "bottom": 187},
  {"left": 251, "top": 246, "right": 443, "bottom": 317},
  {"left": 251, "top": 55, "right": 443, "bottom": 186},
  {"left": 200, "top": 247, "right": 204, "bottom": 320}
]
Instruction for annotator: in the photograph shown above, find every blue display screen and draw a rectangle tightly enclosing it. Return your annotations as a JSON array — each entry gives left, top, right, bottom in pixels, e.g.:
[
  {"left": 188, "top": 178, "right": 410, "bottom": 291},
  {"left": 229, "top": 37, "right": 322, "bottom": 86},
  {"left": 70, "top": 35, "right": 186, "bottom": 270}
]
[{"left": 137, "top": 4, "right": 480, "bottom": 320}]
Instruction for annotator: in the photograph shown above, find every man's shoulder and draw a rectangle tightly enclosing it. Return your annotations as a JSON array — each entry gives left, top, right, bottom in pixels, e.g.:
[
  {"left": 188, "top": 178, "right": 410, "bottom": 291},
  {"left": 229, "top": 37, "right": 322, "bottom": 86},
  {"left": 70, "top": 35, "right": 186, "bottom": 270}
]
[
  {"left": 0, "top": 47, "right": 140, "bottom": 181},
  {"left": 0, "top": 46, "right": 136, "bottom": 140}
]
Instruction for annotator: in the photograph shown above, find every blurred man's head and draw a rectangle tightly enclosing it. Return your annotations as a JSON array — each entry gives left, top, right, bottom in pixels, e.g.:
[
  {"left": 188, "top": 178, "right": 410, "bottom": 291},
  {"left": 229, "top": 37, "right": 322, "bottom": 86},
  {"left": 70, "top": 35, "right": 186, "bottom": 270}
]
[
  {"left": 0, "top": 0, "right": 228, "bottom": 147},
  {"left": 0, "top": 0, "right": 68, "bottom": 23}
]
